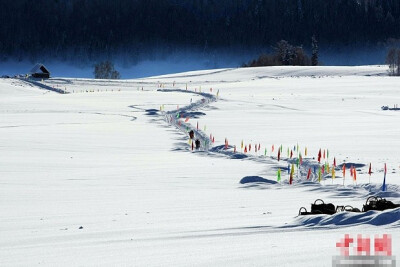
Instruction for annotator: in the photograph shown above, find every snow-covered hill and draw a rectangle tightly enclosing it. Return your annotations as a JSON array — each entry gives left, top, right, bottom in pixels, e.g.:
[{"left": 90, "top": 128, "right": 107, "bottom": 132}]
[{"left": 0, "top": 65, "right": 399, "bottom": 266}]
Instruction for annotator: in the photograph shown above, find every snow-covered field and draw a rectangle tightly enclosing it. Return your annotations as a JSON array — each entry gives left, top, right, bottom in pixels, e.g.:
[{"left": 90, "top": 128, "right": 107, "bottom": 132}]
[{"left": 0, "top": 65, "right": 399, "bottom": 266}]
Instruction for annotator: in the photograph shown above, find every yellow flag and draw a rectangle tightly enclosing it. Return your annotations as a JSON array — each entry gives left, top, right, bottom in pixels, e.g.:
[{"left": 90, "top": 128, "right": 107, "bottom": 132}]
[{"left": 332, "top": 168, "right": 335, "bottom": 179}]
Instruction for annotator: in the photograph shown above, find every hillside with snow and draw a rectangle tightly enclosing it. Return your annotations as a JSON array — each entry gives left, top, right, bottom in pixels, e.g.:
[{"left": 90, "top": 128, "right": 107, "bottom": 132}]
[{"left": 0, "top": 65, "right": 399, "bottom": 266}]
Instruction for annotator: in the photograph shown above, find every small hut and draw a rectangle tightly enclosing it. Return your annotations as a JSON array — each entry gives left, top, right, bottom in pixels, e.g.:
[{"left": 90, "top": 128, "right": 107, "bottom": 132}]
[{"left": 30, "top": 63, "right": 50, "bottom": 79}]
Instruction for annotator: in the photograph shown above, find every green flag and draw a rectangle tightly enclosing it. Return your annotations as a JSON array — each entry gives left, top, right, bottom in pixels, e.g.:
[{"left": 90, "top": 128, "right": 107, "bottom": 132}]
[
  {"left": 318, "top": 167, "right": 322, "bottom": 183},
  {"left": 277, "top": 168, "right": 281, "bottom": 182}
]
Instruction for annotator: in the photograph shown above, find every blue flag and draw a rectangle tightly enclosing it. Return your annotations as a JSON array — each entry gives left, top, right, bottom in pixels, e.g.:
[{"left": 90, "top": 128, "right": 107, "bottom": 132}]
[{"left": 382, "top": 163, "right": 387, "bottom": 192}]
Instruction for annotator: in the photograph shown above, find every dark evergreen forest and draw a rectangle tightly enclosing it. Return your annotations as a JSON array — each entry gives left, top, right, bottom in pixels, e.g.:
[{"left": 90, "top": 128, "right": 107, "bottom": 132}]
[{"left": 1, "top": 0, "right": 400, "bottom": 61}]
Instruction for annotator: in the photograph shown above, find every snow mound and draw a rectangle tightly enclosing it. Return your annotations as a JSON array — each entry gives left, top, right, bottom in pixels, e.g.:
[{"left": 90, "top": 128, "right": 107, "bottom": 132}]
[
  {"left": 239, "top": 176, "right": 278, "bottom": 184},
  {"left": 292, "top": 208, "right": 400, "bottom": 228}
]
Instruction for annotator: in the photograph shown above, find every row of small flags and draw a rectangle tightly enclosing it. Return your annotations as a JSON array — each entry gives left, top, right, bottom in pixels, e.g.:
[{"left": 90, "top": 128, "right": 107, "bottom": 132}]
[
  {"left": 278, "top": 161, "right": 388, "bottom": 190},
  {"left": 164, "top": 86, "right": 389, "bottom": 191},
  {"left": 194, "top": 118, "right": 389, "bottom": 191}
]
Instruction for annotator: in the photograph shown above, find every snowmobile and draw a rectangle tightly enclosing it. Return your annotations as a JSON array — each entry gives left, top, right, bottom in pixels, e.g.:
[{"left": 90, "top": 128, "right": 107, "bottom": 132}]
[{"left": 362, "top": 196, "right": 400, "bottom": 212}]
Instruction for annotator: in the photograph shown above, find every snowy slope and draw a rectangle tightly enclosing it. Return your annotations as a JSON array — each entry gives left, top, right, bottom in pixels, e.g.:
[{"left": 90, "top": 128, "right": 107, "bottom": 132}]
[{"left": 0, "top": 66, "right": 399, "bottom": 266}]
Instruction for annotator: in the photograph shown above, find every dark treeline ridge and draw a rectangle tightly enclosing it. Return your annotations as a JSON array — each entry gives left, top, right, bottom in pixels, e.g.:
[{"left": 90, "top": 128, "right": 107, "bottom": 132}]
[{"left": 1, "top": 0, "right": 400, "bottom": 61}]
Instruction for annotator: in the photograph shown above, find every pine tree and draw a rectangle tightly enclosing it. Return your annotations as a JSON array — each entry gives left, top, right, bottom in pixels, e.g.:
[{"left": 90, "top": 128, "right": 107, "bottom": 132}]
[{"left": 311, "top": 35, "right": 319, "bottom": 66}]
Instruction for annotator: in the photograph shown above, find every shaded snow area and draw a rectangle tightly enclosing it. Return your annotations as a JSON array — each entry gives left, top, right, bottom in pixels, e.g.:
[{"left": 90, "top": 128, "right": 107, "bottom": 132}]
[{"left": 0, "top": 65, "right": 399, "bottom": 266}]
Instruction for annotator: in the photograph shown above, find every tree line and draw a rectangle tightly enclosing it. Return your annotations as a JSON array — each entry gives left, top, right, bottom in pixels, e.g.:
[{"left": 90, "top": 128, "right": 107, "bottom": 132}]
[{"left": 1, "top": 0, "right": 400, "bottom": 61}]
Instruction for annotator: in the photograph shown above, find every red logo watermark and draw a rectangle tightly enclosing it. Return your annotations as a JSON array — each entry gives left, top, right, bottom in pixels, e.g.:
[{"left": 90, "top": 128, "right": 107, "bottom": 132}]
[{"left": 333, "top": 234, "right": 396, "bottom": 267}]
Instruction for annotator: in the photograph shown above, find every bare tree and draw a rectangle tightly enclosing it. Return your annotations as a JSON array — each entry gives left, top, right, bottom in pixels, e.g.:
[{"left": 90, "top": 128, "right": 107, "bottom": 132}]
[
  {"left": 94, "top": 61, "right": 121, "bottom": 79},
  {"left": 311, "top": 35, "right": 319, "bottom": 66},
  {"left": 386, "top": 47, "right": 400, "bottom": 76}
]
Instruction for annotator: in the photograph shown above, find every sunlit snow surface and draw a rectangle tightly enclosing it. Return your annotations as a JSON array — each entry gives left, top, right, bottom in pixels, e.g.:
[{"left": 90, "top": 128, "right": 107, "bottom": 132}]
[{"left": 0, "top": 65, "right": 399, "bottom": 266}]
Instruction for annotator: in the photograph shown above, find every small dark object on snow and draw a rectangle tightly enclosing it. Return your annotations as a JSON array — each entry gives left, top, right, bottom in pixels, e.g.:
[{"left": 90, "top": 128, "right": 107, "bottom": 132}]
[
  {"left": 335, "top": 205, "right": 361, "bottom": 213},
  {"left": 311, "top": 199, "right": 336, "bottom": 215},
  {"left": 362, "top": 196, "right": 400, "bottom": 212},
  {"left": 195, "top": 139, "right": 200, "bottom": 149},
  {"left": 79, "top": 226, "right": 83, "bottom": 229},
  {"left": 299, "top": 196, "right": 399, "bottom": 216},
  {"left": 189, "top": 130, "right": 194, "bottom": 139},
  {"left": 299, "top": 199, "right": 335, "bottom": 215}
]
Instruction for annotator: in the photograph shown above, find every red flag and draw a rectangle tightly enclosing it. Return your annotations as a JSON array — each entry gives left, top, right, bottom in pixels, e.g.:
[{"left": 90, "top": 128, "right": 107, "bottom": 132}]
[
  {"left": 212, "top": 137, "right": 215, "bottom": 143},
  {"left": 323, "top": 149, "right": 326, "bottom": 159},
  {"left": 333, "top": 158, "right": 336, "bottom": 167},
  {"left": 289, "top": 171, "right": 293, "bottom": 185},
  {"left": 272, "top": 144, "right": 274, "bottom": 152},
  {"left": 322, "top": 165, "right": 325, "bottom": 174},
  {"left": 244, "top": 146, "right": 247, "bottom": 153},
  {"left": 307, "top": 168, "right": 311, "bottom": 180},
  {"left": 290, "top": 150, "right": 293, "bottom": 159},
  {"left": 278, "top": 149, "right": 280, "bottom": 161},
  {"left": 354, "top": 168, "right": 357, "bottom": 181},
  {"left": 258, "top": 143, "right": 261, "bottom": 151},
  {"left": 384, "top": 163, "right": 387, "bottom": 174},
  {"left": 249, "top": 144, "right": 252, "bottom": 152},
  {"left": 185, "top": 117, "right": 189, "bottom": 122},
  {"left": 368, "top": 163, "right": 372, "bottom": 176},
  {"left": 342, "top": 164, "right": 346, "bottom": 178},
  {"left": 234, "top": 145, "right": 236, "bottom": 153},
  {"left": 318, "top": 149, "right": 321, "bottom": 163}
]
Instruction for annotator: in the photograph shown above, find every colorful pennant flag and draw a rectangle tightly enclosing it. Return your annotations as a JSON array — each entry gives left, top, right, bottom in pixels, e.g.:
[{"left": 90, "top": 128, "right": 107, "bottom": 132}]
[
  {"left": 353, "top": 168, "right": 357, "bottom": 183},
  {"left": 318, "top": 149, "right": 321, "bottom": 163},
  {"left": 318, "top": 166, "right": 322, "bottom": 183},
  {"left": 290, "top": 164, "right": 294, "bottom": 185},
  {"left": 368, "top": 163, "right": 372, "bottom": 184},
  {"left": 342, "top": 164, "right": 346, "bottom": 185},
  {"left": 382, "top": 163, "right": 387, "bottom": 191},
  {"left": 277, "top": 168, "right": 281, "bottom": 182}
]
